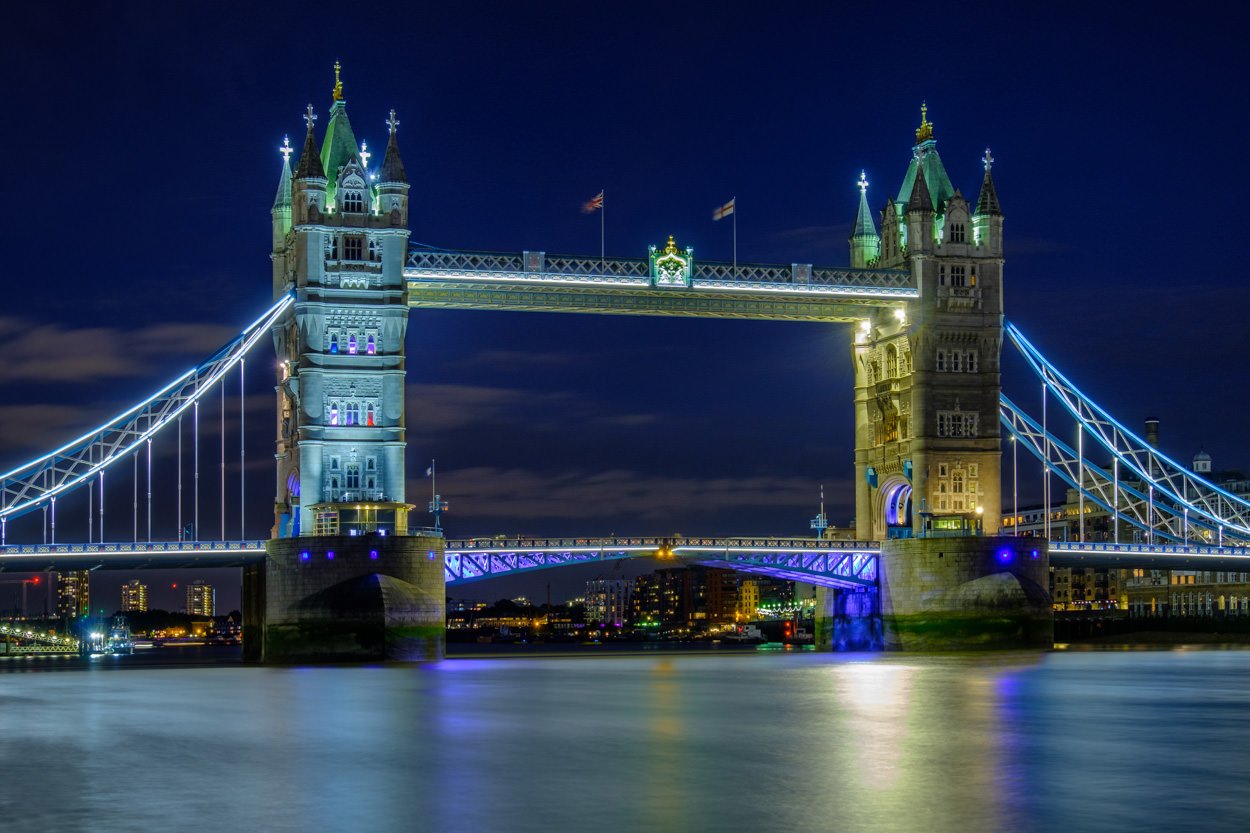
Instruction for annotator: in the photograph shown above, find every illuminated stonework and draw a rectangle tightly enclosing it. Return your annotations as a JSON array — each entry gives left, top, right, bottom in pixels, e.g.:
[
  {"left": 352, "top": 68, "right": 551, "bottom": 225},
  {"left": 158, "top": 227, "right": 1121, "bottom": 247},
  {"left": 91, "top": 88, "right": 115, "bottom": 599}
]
[{"left": 648, "top": 235, "right": 693, "bottom": 288}]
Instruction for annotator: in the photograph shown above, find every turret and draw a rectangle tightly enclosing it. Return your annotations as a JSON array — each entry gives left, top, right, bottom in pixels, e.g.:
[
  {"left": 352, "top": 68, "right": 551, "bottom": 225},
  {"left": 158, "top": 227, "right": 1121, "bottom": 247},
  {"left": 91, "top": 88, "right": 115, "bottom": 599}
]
[
  {"left": 905, "top": 160, "right": 934, "bottom": 255},
  {"left": 849, "top": 170, "right": 880, "bottom": 268},
  {"left": 972, "top": 147, "right": 1003, "bottom": 256},
  {"left": 272, "top": 136, "right": 294, "bottom": 225},
  {"left": 292, "top": 105, "right": 327, "bottom": 225},
  {"left": 377, "top": 109, "right": 410, "bottom": 226}
]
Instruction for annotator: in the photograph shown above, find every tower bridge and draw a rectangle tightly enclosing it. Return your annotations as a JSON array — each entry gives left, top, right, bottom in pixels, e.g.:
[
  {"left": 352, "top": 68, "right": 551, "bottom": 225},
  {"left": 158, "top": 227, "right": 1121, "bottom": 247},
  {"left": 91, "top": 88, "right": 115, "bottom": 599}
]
[{"left": 5, "top": 72, "right": 1250, "bottom": 659}]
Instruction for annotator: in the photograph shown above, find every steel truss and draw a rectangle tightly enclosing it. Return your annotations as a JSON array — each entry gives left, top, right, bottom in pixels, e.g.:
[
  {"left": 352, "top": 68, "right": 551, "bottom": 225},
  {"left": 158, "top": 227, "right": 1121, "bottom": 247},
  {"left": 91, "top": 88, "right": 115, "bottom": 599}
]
[
  {"left": 444, "top": 537, "right": 879, "bottom": 589},
  {"left": 0, "top": 295, "right": 295, "bottom": 523},
  {"left": 1003, "top": 320, "right": 1250, "bottom": 542}
]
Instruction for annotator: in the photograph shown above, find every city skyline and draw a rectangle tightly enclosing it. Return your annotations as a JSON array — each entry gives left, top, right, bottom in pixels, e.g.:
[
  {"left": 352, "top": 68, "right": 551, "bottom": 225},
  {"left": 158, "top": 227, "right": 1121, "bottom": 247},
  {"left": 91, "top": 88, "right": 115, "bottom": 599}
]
[{"left": 4, "top": 3, "right": 1250, "bottom": 607}]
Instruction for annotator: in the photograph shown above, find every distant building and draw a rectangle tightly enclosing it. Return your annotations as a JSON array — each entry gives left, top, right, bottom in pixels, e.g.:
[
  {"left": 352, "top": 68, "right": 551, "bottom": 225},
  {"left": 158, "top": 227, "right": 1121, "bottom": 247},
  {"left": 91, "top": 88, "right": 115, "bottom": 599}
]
[
  {"left": 185, "top": 580, "right": 215, "bottom": 617},
  {"left": 56, "top": 571, "right": 90, "bottom": 619},
  {"left": 738, "top": 577, "right": 797, "bottom": 620},
  {"left": 631, "top": 566, "right": 737, "bottom": 629},
  {"left": 120, "top": 579, "right": 148, "bottom": 613},
  {"left": 585, "top": 579, "right": 632, "bottom": 626}
]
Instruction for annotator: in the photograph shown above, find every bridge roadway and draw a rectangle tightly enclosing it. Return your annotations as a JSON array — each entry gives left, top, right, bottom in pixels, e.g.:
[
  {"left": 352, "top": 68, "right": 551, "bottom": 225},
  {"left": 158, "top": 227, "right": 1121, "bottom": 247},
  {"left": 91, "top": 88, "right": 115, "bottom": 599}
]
[
  {"left": 3, "top": 537, "right": 1250, "bottom": 579},
  {"left": 404, "top": 250, "right": 915, "bottom": 323}
]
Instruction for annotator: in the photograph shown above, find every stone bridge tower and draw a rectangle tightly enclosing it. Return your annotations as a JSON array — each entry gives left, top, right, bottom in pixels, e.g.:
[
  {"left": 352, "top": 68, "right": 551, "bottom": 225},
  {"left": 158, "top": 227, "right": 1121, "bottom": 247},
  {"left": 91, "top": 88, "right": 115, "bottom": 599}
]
[
  {"left": 851, "top": 106, "right": 1005, "bottom": 541},
  {"left": 246, "top": 66, "right": 444, "bottom": 662}
]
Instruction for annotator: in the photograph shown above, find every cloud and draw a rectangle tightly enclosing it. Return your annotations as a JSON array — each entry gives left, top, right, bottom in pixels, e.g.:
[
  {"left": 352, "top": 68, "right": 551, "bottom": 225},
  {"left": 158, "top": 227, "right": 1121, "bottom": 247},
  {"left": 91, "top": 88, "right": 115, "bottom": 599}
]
[
  {"left": 0, "top": 317, "right": 236, "bottom": 385},
  {"left": 406, "top": 383, "right": 657, "bottom": 435}
]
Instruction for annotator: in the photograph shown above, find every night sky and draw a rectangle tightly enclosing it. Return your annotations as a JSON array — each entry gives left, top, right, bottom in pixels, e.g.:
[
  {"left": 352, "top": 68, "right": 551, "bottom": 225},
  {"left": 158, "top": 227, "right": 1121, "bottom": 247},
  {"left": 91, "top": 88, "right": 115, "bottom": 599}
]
[{"left": 2, "top": 2, "right": 1248, "bottom": 610}]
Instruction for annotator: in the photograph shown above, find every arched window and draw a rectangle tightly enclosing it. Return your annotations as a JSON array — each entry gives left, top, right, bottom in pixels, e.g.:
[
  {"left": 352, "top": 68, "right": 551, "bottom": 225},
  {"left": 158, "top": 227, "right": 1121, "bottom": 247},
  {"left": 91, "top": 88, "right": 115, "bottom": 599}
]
[
  {"left": 342, "top": 190, "right": 365, "bottom": 213},
  {"left": 345, "top": 403, "right": 361, "bottom": 426},
  {"left": 366, "top": 334, "right": 376, "bottom": 355},
  {"left": 936, "top": 350, "right": 946, "bottom": 372},
  {"left": 348, "top": 334, "right": 358, "bottom": 355},
  {"left": 966, "top": 350, "right": 978, "bottom": 373},
  {"left": 329, "top": 402, "right": 340, "bottom": 426},
  {"left": 329, "top": 334, "right": 339, "bottom": 354},
  {"left": 949, "top": 223, "right": 966, "bottom": 243},
  {"left": 366, "top": 404, "right": 375, "bottom": 427},
  {"left": 950, "top": 351, "right": 962, "bottom": 372},
  {"left": 885, "top": 345, "right": 898, "bottom": 378},
  {"left": 952, "top": 472, "right": 964, "bottom": 494}
]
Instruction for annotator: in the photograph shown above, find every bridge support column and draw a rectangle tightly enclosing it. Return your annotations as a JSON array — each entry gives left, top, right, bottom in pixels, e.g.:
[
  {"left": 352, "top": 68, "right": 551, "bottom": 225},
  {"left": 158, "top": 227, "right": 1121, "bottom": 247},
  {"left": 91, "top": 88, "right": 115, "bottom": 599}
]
[
  {"left": 815, "top": 536, "right": 1051, "bottom": 651},
  {"left": 813, "top": 587, "right": 882, "bottom": 651},
  {"left": 246, "top": 534, "right": 445, "bottom": 662}
]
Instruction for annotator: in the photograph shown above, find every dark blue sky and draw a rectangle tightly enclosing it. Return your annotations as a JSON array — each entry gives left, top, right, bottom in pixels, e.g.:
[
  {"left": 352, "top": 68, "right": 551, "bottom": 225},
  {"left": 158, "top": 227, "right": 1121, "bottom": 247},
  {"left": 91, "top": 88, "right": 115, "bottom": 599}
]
[{"left": 2, "top": 1, "right": 1248, "bottom": 607}]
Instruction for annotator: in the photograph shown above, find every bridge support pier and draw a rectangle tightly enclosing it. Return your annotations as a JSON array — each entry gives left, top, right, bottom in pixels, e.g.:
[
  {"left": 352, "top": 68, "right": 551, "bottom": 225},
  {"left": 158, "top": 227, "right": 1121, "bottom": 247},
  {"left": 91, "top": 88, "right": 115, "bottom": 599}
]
[
  {"left": 815, "top": 536, "right": 1052, "bottom": 651},
  {"left": 244, "top": 534, "right": 446, "bottom": 663}
]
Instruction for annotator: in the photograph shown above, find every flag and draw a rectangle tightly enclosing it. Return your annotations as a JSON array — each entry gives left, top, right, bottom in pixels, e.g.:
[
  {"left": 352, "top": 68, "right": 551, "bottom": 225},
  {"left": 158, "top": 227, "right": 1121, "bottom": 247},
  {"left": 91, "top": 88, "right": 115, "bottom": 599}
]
[
  {"left": 581, "top": 190, "right": 604, "bottom": 213},
  {"left": 426, "top": 465, "right": 433, "bottom": 477},
  {"left": 712, "top": 197, "right": 735, "bottom": 221}
]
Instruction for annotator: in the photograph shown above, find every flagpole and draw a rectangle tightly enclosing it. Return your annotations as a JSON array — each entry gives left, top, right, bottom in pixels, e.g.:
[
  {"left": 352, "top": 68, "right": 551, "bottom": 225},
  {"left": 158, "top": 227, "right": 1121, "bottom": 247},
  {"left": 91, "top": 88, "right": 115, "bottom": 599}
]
[
  {"left": 600, "top": 188, "right": 605, "bottom": 274},
  {"left": 733, "top": 196, "right": 737, "bottom": 271}
]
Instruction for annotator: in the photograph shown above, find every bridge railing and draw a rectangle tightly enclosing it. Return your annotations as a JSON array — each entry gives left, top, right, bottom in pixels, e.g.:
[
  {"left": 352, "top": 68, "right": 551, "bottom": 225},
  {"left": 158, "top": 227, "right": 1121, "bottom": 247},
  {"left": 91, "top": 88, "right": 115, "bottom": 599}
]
[
  {"left": 446, "top": 536, "right": 880, "bottom": 552},
  {"left": 407, "top": 249, "right": 913, "bottom": 295}
]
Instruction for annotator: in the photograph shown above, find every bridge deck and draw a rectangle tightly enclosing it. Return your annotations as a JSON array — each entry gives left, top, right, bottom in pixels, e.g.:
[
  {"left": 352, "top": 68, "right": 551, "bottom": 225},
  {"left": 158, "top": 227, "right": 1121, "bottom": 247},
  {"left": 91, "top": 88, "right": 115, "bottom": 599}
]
[{"left": 405, "top": 250, "right": 914, "bottom": 322}]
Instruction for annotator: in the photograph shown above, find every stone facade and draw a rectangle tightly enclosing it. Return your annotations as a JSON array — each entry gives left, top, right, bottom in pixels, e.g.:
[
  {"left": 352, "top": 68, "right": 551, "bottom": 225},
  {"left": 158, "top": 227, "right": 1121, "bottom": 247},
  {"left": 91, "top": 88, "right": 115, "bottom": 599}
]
[
  {"left": 851, "top": 110, "right": 1004, "bottom": 540},
  {"left": 251, "top": 71, "right": 444, "bottom": 662}
]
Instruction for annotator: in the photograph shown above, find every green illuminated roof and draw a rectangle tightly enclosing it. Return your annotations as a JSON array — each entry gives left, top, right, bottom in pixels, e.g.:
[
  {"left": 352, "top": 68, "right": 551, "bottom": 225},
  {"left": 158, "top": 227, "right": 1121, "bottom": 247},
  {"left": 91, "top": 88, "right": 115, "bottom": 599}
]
[
  {"left": 320, "top": 100, "right": 360, "bottom": 199},
  {"left": 852, "top": 181, "right": 877, "bottom": 239},
  {"left": 895, "top": 140, "right": 954, "bottom": 215},
  {"left": 272, "top": 156, "right": 292, "bottom": 210}
]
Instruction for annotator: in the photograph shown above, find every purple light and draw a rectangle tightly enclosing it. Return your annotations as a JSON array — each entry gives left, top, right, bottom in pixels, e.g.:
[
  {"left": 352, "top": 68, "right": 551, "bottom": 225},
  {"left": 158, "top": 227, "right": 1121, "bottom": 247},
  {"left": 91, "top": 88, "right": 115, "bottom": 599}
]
[
  {"left": 370, "top": 550, "right": 378, "bottom": 560},
  {"left": 997, "top": 548, "right": 1013, "bottom": 564},
  {"left": 1030, "top": 549, "right": 1040, "bottom": 559},
  {"left": 327, "top": 551, "right": 335, "bottom": 560},
  {"left": 299, "top": 551, "right": 310, "bottom": 562},
  {"left": 428, "top": 550, "right": 436, "bottom": 560}
]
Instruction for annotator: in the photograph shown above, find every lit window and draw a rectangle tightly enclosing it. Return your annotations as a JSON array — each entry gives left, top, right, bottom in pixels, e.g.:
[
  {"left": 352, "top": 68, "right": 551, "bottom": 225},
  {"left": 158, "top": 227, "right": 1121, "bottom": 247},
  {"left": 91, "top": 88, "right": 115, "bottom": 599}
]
[
  {"left": 348, "top": 334, "right": 358, "bottom": 355},
  {"left": 329, "top": 403, "right": 340, "bottom": 426},
  {"left": 366, "top": 404, "right": 375, "bottom": 427},
  {"left": 329, "top": 334, "right": 339, "bottom": 354},
  {"left": 345, "top": 403, "right": 361, "bottom": 426},
  {"left": 366, "top": 334, "right": 376, "bottom": 355}
]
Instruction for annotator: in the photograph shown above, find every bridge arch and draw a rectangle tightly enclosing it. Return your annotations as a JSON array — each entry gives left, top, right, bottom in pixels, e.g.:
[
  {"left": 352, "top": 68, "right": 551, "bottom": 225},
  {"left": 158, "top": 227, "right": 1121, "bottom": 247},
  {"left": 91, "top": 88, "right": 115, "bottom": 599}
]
[{"left": 875, "top": 476, "right": 912, "bottom": 539}]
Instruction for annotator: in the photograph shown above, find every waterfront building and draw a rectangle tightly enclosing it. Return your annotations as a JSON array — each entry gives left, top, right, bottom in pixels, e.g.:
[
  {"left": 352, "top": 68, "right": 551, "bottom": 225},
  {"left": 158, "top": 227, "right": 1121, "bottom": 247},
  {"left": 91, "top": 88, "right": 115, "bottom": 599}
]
[
  {"left": 185, "top": 580, "right": 216, "bottom": 617},
  {"left": 737, "top": 577, "right": 798, "bottom": 620},
  {"left": 56, "top": 570, "right": 90, "bottom": 619},
  {"left": 585, "top": 579, "right": 632, "bottom": 627},
  {"left": 120, "top": 579, "right": 148, "bottom": 613},
  {"left": 631, "top": 566, "right": 737, "bottom": 630}
]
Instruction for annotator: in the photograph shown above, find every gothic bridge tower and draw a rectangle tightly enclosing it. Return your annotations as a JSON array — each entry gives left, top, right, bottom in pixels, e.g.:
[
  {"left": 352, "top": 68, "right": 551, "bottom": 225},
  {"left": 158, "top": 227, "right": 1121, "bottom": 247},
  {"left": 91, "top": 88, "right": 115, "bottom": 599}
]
[
  {"left": 850, "top": 105, "right": 1005, "bottom": 541},
  {"left": 246, "top": 65, "right": 444, "bottom": 662}
]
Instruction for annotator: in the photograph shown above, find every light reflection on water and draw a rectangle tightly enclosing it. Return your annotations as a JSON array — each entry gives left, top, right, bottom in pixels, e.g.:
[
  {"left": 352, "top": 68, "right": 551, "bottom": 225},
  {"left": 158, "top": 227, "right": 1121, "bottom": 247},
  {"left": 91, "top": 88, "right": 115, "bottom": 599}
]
[{"left": 1, "top": 650, "right": 1249, "bottom": 833}]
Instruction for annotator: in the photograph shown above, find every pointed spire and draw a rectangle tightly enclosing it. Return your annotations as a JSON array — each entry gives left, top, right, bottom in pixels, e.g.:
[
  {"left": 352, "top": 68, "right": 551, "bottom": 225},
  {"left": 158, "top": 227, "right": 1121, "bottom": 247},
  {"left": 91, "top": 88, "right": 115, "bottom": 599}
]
[
  {"left": 379, "top": 109, "right": 408, "bottom": 184},
  {"left": 853, "top": 170, "right": 877, "bottom": 238},
  {"left": 332, "top": 60, "right": 344, "bottom": 102},
  {"left": 975, "top": 147, "right": 1002, "bottom": 216},
  {"left": 273, "top": 136, "right": 293, "bottom": 209},
  {"left": 295, "top": 105, "right": 326, "bottom": 180},
  {"left": 907, "top": 162, "right": 933, "bottom": 213}
]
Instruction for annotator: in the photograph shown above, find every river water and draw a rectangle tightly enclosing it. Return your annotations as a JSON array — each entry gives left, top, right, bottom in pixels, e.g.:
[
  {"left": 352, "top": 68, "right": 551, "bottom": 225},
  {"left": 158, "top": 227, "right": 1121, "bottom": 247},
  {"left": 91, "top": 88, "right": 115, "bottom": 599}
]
[{"left": 1, "top": 648, "right": 1248, "bottom": 832}]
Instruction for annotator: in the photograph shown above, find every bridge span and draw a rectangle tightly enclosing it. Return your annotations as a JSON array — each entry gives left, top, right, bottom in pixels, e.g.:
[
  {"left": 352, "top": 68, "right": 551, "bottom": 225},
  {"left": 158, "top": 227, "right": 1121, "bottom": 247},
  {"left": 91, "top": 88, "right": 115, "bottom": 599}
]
[{"left": 5, "top": 537, "right": 1250, "bottom": 577}]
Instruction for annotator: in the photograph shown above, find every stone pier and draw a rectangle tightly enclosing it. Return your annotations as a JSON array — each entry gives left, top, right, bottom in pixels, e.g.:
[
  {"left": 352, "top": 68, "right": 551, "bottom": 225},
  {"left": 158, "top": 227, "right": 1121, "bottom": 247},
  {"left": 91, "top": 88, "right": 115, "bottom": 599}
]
[
  {"left": 816, "top": 536, "right": 1052, "bottom": 651},
  {"left": 243, "top": 534, "right": 445, "bottom": 663}
]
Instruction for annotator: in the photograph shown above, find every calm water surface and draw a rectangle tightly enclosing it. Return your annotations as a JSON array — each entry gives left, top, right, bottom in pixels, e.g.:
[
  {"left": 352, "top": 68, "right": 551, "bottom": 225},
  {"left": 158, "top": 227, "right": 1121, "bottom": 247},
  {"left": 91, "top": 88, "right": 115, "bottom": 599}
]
[{"left": 1, "top": 649, "right": 1248, "bottom": 832}]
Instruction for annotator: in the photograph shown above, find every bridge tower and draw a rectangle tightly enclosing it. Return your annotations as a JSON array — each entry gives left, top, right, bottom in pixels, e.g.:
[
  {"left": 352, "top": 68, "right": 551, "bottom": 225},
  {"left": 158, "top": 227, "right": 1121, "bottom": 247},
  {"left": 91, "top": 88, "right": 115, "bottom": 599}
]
[
  {"left": 246, "top": 66, "right": 444, "bottom": 662},
  {"left": 819, "top": 107, "right": 1048, "bottom": 651},
  {"left": 852, "top": 106, "right": 1005, "bottom": 541}
]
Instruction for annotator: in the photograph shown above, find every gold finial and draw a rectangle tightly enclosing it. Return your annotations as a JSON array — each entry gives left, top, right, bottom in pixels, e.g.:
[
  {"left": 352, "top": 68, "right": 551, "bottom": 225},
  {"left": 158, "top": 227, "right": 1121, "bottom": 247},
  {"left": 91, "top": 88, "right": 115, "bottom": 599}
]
[
  {"left": 664, "top": 234, "right": 679, "bottom": 255},
  {"left": 915, "top": 101, "right": 933, "bottom": 144},
  {"left": 332, "top": 60, "right": 344, "bottom": 101}
]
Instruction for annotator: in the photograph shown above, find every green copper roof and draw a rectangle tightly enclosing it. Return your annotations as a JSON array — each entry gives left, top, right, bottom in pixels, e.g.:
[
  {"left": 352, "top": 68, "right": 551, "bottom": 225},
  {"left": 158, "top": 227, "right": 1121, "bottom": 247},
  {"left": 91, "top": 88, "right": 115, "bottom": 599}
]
[
  {"left": 272, "top": 156, "right": 292, "bottom": 209},
  {"left": 852, "top": 182, "right": 877, "bottom": 239},
  {"left": 895, "top": 140, "right": 955, "bottom": 214},
  {"left": 320, "top": 100, "right": 360, "bottom": 198}
]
